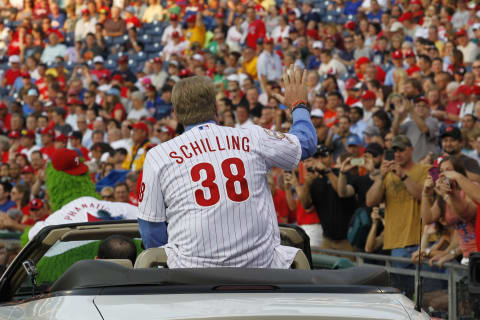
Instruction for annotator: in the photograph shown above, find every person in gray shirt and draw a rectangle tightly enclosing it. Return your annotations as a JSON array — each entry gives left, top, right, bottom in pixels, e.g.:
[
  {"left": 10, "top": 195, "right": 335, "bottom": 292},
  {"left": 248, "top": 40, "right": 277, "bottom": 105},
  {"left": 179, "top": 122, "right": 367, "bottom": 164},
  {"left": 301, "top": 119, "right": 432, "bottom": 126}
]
[{"left": 392, "top": 96, "right": 440, "bottom": 162}]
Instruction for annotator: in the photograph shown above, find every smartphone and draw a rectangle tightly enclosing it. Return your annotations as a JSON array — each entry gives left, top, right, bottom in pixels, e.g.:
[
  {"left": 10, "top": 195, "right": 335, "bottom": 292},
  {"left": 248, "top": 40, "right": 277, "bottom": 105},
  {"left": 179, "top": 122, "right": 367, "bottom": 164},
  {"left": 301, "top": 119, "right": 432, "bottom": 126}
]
[
  {"left": 429, "top": 167, "right": 440, "bottom": 183},
  {"left": 385, "top": 149, "right": 395, "bottom": 161},
  {"left": 379, "top": 208, "right": 385, "bottom": 218},
  {"left": 350, "top": 158, "right": 364, "bottom": 166}
]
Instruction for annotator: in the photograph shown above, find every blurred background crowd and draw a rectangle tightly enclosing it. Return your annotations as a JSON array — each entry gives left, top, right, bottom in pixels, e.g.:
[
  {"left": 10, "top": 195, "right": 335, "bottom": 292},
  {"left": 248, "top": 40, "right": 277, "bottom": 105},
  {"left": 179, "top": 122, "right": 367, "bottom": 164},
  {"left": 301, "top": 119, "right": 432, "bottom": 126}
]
[{"left": 0, "top": 0, "right": 479, "bottom": 312}]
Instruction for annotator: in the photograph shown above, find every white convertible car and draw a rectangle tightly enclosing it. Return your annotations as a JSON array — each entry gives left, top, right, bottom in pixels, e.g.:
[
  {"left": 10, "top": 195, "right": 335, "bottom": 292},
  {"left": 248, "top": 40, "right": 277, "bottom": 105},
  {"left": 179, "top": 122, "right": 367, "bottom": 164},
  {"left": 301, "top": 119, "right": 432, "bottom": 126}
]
[{"left": 0, "top": 221, "right": 430, "bottom": 320}]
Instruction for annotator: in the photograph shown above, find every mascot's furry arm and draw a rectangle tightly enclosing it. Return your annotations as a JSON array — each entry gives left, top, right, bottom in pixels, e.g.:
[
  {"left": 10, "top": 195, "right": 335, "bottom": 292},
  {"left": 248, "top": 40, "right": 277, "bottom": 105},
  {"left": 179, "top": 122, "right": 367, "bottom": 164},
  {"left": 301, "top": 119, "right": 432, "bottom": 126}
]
[{"left": 45, "top": 162, "right": 101, "bottom": 212}]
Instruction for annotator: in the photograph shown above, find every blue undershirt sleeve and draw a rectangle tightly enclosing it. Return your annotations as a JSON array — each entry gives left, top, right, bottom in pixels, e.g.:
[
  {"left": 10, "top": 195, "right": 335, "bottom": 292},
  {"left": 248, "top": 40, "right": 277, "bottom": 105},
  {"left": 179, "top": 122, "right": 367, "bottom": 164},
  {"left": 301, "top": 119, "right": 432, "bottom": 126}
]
[
  {"left": 138, "top": 219, "right": 168, "bottom": 249},
  {"left": 288, "top": 107, "right": 318, "bottom": 160}
]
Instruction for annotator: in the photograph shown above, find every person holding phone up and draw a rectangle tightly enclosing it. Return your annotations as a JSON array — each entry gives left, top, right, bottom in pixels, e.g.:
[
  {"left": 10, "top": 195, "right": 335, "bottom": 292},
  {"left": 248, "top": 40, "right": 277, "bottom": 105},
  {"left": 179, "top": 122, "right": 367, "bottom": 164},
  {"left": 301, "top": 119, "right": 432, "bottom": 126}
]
[
  {"left": 366, "top": 135, "right": 430, "bottom": 280},
  {"left": 391, "top": 96, "right": 440, "bottom": 163}
]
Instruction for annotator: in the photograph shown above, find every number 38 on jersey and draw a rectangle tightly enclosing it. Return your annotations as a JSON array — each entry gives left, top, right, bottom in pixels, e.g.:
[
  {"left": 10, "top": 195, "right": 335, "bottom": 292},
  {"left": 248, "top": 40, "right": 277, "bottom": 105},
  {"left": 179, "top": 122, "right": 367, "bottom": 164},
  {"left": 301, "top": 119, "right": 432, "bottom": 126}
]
[{"left": 190, "top": 157, "right": 250, "bottom": 207}]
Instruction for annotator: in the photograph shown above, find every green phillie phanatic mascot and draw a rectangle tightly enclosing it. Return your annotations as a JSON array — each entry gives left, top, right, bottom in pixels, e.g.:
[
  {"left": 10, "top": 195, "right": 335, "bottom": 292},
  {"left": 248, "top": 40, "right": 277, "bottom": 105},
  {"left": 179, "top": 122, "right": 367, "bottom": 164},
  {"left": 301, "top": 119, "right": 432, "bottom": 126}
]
[{"left": 22, "top": 149, "right": 140, "bottom": 282}]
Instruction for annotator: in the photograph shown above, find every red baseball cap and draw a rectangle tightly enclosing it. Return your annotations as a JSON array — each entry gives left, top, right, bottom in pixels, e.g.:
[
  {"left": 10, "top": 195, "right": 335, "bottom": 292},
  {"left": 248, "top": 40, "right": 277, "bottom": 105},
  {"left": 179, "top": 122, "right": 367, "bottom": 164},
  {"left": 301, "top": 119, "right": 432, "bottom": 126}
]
[
  {"left": 406, "top": 65, "right": 421, "bottom": 76},
  {"left": 129, "top": 121, "right": 149, "bottom": 134},
  {"left": 22, "top": 165, "right": 35, "bottom": 174},
  {"left": 361, "top": 90, "right": 376, "bottom": 100},
  {"left": 29, "top": 198, "right": 44, "bottom": 210},
  {"left": 41, "top": 127, "right": 55, "bottom": 136},
  {"left": 456, "top": 29, "right": 468, "bottom": 37},
  {"left": 455, "top": 85, "right": 472, "bottom": 96},
  {"left": 55, "top": 133, "right": 68, "bottom": 143},
  {"left": 345, "top": 21, "right": 356, "bottom": 30},
  {"left": 392, "top": 50, "right": 403, "bottom": 59},
  {"left": 8, "top": 131, "right": 20, "bottom": 139},
  {"left": 21, "top": 129, "right": 35, "bottom": 139},
  {"left": 345, "top": 78, "right": 357, "bottom": 90},
  {"left": 0, "top": 102, "right": 6, "bottom": 109},
  {"left": 186, "top": 14, "right": 196, "bottom": 23},
  {"left": 414, "top": 96, "right": 430, "bottom": 104},
  {"left": 215, "top": 12, "right": 225, "bottom": 19},
  {"left": 21, "top": 72, "right": 31, "bottom": 79},
  {"left": 145, "top": 84, "right": 156, "bottom": 91},
  {"left": 264, "top": 37, "right": 274, "bottom": 44},
  {"left": 172, "top": 31, "right": 180, "bottom": 38},
  {"left": 81, "top": 8, "right": 89, "bottom": 15},
  {"left": 170, "top": 13, "right": 178, "bottom": 21},
  {"left": 67, "top": 98, "right": 83, "bottom": 105},
  {"left": 51, "top": 148, "right": 89, "bottom": 175},
  {"left": 153, "top": 57, "right": 163, "bottom": 64},
  {"left": 399, "top": 12, "right": 413, "bottom": 22},
  {"left": 405, "top": 50, "right": 416, "bottom": 58},
  {"left": 356, "top": 56, "right": 371, "bottom": 67}
]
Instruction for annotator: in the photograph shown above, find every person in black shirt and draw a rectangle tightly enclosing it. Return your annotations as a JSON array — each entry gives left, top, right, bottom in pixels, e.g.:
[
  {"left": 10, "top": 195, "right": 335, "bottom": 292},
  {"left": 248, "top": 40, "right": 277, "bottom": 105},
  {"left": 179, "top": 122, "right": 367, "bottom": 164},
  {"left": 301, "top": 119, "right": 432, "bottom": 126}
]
[
  {"left": 111, "top": 56, "right": 137, "bottom": 84},
  {"left": 299, "top": 145, "right": 357, "bottom": 253},
  {"left": 337, "top": 143, "right": 385, "bottom": 251}
]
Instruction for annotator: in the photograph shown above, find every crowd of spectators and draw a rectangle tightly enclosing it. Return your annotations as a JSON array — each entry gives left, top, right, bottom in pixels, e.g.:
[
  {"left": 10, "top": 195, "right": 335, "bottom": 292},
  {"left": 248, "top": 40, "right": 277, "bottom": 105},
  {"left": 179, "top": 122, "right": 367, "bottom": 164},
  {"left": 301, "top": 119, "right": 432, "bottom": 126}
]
[{"left": 0, "top": 0, "right": 479, "bottom": 312}]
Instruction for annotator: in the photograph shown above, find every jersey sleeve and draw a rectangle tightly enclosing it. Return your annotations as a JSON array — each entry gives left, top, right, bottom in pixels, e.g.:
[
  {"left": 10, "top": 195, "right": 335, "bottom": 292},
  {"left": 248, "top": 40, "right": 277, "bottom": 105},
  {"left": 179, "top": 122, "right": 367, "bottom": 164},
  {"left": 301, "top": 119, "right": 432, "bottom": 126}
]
[
  {"left": 257, "top": 126, "right": 302, "bottom": 171},
  {"left": 137, "top": 151, "right": 167, "bottom": 222}
]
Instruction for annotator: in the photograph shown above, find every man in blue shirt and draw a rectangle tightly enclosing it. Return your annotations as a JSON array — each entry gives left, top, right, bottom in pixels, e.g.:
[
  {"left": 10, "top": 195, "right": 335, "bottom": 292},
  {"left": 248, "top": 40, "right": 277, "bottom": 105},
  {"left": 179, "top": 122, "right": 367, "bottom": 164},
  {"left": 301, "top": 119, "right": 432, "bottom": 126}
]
[{"left": 0, "top": 182, "right": 16, "bottom": 213}]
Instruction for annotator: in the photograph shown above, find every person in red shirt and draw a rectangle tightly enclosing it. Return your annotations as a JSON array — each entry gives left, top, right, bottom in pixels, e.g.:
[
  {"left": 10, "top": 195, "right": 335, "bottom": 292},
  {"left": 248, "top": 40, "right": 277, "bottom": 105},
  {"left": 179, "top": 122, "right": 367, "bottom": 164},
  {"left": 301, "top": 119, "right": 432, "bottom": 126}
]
[
  {"left": 90, "top": 56, "right": 111, "bottom": 81},
  {"left": 3, "top": 55, "right": 22, "bottom": 86},
  {"left": 284, "top": 170, "right": 323, "bottom": 247},
  {"left": 40, "top": 127, "right": 56, "bottom": 159},
  {"left": 245, "top": 7, "right": 266, "bottom": 49},
  {"left": 22, "top": 198, "right": 49, "bottom": 226},
  {"left": 124, "top": 7, "right": 142, "bottom": 29},
  {"left": 268, "top": 173, "right": 290, "bottom": 224},
  {"left": 0, "top": 102, "right": 11, "bottom": 132},
  {"left": 345, "top": 79, "right": 361, "bottom": 106},
  {"left": 69, "top": 131, "right": 90, "bottom": 161}
]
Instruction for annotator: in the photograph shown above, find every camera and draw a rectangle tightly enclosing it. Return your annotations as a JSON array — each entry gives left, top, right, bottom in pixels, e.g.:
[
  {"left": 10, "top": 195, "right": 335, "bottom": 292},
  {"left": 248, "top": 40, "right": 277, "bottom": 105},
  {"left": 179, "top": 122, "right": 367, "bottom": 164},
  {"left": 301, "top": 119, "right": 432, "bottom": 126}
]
[{"left": 313, "top": 145, "right": 330, "bottom": 158}]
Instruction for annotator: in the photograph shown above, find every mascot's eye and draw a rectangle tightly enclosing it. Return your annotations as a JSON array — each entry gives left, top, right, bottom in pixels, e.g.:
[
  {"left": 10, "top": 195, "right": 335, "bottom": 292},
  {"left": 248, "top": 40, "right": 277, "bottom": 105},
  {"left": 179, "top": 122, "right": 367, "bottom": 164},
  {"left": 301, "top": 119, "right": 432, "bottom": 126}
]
[{"left": 75, "top": 157, "right": 79, "bottom": 165}]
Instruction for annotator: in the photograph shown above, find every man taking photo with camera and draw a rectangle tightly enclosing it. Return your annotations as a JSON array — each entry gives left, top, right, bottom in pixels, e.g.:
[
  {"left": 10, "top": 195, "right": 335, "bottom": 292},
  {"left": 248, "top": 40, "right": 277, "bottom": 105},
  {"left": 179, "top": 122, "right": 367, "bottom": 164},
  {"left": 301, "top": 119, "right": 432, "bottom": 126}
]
[{"left": 299, "top": 145, "right": 357, "bottom": 254}]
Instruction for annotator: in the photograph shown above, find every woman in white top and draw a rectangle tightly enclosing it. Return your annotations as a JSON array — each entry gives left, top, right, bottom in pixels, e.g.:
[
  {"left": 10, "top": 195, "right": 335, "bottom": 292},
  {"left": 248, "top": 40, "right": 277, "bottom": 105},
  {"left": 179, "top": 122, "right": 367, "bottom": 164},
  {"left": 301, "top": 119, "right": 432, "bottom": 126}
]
[
  {"left": 271, "top": 15, "right": 289, "bottom": 45},
  {"left": 226, "top": 15, "right": 246, "bottom": 48}
]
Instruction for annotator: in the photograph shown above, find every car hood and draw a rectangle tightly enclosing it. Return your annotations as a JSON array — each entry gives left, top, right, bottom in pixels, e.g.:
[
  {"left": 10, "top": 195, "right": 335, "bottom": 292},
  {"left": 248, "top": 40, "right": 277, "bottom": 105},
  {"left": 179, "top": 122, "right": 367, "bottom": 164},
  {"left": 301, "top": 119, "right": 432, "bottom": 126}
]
[{"left": 94, "top": 293, "right": 430, "bottom": 320}]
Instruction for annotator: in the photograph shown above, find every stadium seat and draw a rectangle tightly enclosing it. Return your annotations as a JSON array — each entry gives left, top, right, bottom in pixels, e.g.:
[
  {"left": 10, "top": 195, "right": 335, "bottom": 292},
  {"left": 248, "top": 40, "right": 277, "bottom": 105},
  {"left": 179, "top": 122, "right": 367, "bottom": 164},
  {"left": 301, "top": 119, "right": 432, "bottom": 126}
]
[
  {"left": 133, "top": 51, "right": 147, "bottom": 62},
  {"left": 112, "top": 35, "right": 127, "bottom": 46}
]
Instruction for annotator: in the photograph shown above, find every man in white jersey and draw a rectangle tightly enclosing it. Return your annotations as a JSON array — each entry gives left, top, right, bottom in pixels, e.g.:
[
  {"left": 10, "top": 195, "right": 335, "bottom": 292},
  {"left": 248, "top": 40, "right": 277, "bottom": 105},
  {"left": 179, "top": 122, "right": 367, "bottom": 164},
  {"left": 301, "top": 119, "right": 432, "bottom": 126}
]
[{"left": 138, "top": 65, "right": 317, "bottom": 268}]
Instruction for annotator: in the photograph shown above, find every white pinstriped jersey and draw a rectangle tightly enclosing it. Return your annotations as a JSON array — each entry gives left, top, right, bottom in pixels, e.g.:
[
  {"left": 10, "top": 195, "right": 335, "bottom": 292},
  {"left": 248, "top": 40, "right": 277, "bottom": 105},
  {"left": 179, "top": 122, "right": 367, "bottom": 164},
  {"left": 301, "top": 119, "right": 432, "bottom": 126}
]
[{"left": 138, "top": 123, "right": 302, "bottom": 268}]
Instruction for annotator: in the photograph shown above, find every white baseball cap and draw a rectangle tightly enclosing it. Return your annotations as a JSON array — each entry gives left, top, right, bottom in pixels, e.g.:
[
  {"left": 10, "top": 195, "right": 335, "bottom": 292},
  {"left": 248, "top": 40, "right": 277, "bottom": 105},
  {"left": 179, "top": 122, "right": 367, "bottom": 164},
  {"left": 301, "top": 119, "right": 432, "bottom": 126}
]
[
  {"left": 311, "top": 109, "right": 324, "bottom": 118},
  {"left": 226, "top": 74, "right": 239, "bottom": 82},
  {"left": 312, "top": 41, "right": 323, "bottom": 49},
  {"left": 473, "top": 23, "right": 480, "bottom": 30},
  {"left": 9, "top": 55, "right": 20, "bottom": 64},
  {"left": 193, "top": 54, "right": 204, "bottom": 62},
  {"left": 390, "top": 21, "right": 404, "bottom": 33},
  {"left": 93, "top": 56, "right": 104, "bottom": 64}
]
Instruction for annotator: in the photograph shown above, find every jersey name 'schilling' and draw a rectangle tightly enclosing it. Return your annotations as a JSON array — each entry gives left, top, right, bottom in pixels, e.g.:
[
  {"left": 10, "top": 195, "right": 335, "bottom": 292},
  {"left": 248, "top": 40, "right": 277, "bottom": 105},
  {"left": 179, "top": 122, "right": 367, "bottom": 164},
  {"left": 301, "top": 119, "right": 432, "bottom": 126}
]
[
  {"left": 169, "top": 135, "right": 251, "bottom": 164},
  {"left": 138, "top": 123, "right": 302, "bottom": 268}
]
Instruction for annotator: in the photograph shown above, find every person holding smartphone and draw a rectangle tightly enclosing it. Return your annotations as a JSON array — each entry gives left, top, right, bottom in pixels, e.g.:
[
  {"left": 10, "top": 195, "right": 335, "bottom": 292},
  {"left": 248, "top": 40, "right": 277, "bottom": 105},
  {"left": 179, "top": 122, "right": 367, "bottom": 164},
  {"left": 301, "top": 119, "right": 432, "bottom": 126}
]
[
  {"left": 391, "top": 96, "right": 440, "bottom": 162},
  {"left": 366, "top": 134, "right": 430, "bottom": 293}
]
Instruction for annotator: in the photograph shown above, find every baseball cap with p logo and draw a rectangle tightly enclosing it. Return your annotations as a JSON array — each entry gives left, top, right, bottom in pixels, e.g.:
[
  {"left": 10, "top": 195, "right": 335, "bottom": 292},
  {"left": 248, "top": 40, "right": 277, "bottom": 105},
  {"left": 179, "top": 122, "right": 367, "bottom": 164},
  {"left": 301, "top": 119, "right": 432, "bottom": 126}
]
[{"left": 51, "top": 148, "right": 88, "bottom": 175}]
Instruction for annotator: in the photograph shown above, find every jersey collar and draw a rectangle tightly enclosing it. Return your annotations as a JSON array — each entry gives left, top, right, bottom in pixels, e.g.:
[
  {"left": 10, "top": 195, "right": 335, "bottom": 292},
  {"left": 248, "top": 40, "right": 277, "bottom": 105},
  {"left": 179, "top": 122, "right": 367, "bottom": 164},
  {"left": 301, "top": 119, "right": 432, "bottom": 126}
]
[{"left": 185, "top": 120, "right": 216, "bottom": 132}]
